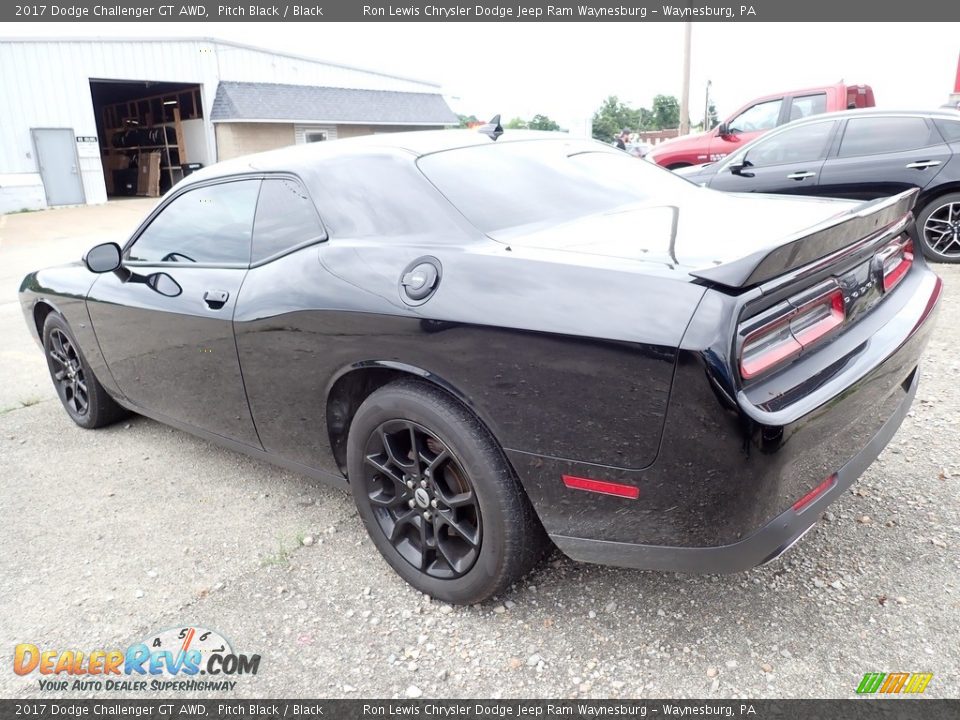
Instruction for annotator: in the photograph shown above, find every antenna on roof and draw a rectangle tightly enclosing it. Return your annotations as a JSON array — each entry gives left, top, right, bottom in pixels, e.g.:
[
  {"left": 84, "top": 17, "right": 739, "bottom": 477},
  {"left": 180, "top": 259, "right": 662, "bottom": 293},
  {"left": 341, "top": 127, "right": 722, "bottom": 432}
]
[{"left": 478, "top": 114, "right": 504, "bottom": 141}]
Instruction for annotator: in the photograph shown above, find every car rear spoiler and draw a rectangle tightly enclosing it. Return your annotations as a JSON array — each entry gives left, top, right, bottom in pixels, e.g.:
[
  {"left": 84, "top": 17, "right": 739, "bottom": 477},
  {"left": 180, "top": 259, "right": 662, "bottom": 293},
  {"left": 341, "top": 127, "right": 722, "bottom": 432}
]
[{"left": 690, "top": 188, "right": 919, "bottom": 290}]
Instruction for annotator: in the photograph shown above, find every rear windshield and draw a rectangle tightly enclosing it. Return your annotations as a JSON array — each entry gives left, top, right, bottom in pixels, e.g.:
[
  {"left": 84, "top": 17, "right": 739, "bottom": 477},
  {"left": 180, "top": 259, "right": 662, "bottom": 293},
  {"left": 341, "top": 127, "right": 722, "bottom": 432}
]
[{"left": 417, "top": 139, "right": 695, "bottom": 235}]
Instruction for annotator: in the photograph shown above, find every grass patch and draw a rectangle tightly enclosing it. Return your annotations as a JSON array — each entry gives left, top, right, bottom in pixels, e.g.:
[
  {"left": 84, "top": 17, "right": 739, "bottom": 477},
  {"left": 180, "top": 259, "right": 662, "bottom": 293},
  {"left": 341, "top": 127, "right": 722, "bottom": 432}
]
[{"left": 259, "top": 529, "right": 312, "bottom": 567}]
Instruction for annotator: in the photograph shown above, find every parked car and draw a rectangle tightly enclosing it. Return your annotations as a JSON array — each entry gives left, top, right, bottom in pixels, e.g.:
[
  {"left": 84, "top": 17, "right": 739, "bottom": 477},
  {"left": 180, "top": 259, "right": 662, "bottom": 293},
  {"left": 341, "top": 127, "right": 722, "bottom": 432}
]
[
  {"left": 648, "top": 83, "right": 875, "bottom": 169},
  {"left": 20, "top": 131, "right": 940, "bottom": 604},
  {"left": 677, "top": 109, "right": 960, "bottom": 263}
]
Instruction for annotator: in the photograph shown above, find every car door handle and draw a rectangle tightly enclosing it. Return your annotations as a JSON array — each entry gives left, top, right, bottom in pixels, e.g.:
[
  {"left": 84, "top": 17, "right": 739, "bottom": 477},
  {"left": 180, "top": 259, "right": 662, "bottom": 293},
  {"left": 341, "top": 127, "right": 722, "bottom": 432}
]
[
  {"left": 787, "top": 171, "right": 816, "bottom": 180},
  {"left": 905, "top": 160, "right": 942, "bottom": 169},
  {"left": 203, "top": 290, "right": 229, "bottom": 310}
]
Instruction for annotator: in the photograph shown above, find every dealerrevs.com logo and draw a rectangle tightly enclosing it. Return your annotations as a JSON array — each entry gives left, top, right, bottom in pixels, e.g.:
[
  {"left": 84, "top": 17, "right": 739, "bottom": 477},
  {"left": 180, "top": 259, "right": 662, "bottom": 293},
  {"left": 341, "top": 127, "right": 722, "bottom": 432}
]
[{"left": 14, "top": 626, "right": 261, "bottom": 692}]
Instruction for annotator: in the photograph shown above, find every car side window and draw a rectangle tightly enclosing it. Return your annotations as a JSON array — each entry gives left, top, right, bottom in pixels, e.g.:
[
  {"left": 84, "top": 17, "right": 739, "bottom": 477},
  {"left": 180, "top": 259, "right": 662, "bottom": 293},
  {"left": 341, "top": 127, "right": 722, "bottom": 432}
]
[
  {"left": 838, "top": 118, "right": 937, "bottom": 157},
  {"left": 742, "top": 121, "right": 836, "bottom": 168},
  {"left": 934, "top": 119, "right": 960, "bottom": 142},
  {"left": 251, "top": 177, "right": 326, "bottom": 263},
  {"left": 729, "top": 99, "right": 783, "bottom": 133},
  {"left": 787, "top": 93, "right": 827, "bottom": 122},
  {"left": 126, "top": 180, "right": 261, "bottom": 265}
]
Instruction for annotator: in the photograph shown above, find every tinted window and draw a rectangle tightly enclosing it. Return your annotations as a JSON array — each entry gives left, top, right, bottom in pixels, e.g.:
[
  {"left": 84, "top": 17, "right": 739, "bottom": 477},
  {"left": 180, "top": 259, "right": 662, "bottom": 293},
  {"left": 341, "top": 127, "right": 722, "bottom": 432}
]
[
  {"left": 252, "top": 178, "right": 325, "bottom": 263},
  {"left": 935, "top": 119, "right": 960, "bottom": 142},
  {"left": 308, "top": 154, "right": 462, "bottom": 238},
  {"left": 838, "top": 117, "right": 936, "bottom": 157},
  {"left": 742, "top": 121, "right": 836, "bottom": 167},
  {"left": 788, "top": 93, "right": 827, "bottom": 122},
  {"left": 729, "top": 99, "right": 783, "bottom": 133},
  {"left": 418, "top": 140, "right": 696, "bottom": 235},
  {"left": 127, "top": 180, "right": 260, "bottom": 264}
]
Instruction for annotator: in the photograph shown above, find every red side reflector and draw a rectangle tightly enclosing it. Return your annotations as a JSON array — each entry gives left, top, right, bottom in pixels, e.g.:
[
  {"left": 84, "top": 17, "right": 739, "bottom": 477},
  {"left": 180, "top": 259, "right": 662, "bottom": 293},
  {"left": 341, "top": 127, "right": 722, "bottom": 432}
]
[
  {"left": 792, "top": 474, "right": 837, "bottom": 513},
  {"left": 562, "top": 474, "right": 640, "bottom": 500}
]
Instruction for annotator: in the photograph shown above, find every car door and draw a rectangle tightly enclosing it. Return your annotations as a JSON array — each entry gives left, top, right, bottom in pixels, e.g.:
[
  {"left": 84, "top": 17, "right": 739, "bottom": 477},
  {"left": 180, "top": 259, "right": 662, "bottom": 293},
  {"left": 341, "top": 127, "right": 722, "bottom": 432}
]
[
  {"left": 707, "top": 119, "right": 838, "bottom": 195},
  {"left": 707, "top": 97, "right": 784, "bottom": 162},
  {"left": 816, "top": 116, "right": 951, "bottom": 201},
  {"left": 86, "top": 177, "right": 263, "bottom": 447},
  {"left": 231, "top": 176, "right": 335, "bottom": 469}
]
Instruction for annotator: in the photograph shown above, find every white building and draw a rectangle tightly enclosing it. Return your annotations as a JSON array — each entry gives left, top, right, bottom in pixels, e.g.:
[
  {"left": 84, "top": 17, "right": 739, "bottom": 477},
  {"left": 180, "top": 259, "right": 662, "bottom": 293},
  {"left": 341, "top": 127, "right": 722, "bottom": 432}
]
[{"left": 0, "top": 38, "right": 458, "bottom": 213}]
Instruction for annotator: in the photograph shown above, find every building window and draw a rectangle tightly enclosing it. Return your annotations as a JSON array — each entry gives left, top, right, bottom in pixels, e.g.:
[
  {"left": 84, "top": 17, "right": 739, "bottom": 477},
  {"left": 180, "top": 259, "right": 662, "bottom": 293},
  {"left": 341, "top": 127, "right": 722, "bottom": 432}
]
[{"left": 295, "top": 125, "right": 337, "bottom": 145}]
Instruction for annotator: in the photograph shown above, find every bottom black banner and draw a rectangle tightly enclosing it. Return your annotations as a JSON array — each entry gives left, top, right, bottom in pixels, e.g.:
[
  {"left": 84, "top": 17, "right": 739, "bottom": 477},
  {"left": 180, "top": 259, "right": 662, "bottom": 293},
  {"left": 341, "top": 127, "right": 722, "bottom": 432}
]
[{"left": 1, "top": 699, "right": 957, "bottom": 720}]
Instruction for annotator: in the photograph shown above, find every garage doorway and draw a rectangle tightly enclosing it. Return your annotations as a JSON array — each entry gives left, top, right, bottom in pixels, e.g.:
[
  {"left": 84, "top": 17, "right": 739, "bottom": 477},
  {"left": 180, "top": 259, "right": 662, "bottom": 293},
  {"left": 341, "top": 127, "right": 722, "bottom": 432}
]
[
  {"left": 32, "top": 128, "right": 86, "bottom": 206},
  {"left": 89, "top": 79, "right": 205, "bottom": 198}
]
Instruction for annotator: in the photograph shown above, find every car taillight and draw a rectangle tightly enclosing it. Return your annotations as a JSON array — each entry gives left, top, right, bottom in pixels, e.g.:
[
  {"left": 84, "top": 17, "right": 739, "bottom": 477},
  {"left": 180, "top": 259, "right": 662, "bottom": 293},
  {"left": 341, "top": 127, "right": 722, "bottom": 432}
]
[
  {"left": 879, "top": 236, "right": 913, "bottom": 292},
  {"left": 740, "top": 287, "right": 845, "bottom": 380}
]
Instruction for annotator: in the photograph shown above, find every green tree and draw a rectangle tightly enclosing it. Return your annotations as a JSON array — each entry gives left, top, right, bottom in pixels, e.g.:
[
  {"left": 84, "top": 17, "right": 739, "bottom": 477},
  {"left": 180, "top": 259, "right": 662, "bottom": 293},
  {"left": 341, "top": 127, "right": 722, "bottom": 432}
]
[
  {"left": 528, "top": 114, "right": 560, "bottom": 131},
  {"left": 652, "top": 95, "right": 681, "bottom": 130},
  {"left": 457, "top": 114, "right": 479, "bottom": 128},
  {"left": 591, "top": 96, "right": 642, "bottom": 142},
  {"left": 505, "top": 117, "right": 529, "bottom": 129}
]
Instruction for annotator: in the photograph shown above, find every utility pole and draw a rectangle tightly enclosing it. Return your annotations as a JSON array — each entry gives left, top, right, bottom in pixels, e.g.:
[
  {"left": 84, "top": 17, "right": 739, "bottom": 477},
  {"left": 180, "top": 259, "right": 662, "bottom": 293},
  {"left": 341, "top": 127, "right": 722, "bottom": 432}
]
[
  {"left": 703, "top": 79, "right": 712, "bottom": 130},
  {"left": 679, "top": 21, "right": 692, "bottom": 135}
]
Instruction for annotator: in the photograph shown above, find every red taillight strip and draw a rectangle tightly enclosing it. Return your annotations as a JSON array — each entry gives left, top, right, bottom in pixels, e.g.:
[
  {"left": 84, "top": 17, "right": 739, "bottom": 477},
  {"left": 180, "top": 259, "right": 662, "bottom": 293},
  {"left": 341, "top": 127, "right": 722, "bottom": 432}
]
[
  {"left": 792, "top": 474, "right": 837, "bottom": 513},
  {"left": 562, "top": 475, "right": 640, "bottom": 500},
  {"left": 881, "top": 237, "right": 914, "bottom": 292},
  {"left": 791, "top": 289, "right": 845, "bottom": 347},
  {"left": 739, "top": 287, "right": 845, "bottom": 380}
]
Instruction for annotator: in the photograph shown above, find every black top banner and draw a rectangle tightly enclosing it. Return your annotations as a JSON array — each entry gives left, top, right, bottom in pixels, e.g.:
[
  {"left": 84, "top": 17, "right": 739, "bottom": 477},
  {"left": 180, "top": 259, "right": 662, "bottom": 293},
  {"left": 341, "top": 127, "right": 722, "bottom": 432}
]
[
  {"left": 5, "top": 0, "right": 960, "bottom": 22},
  {"left": 1, "top": 700, "right": 959, "bottom": 720}
]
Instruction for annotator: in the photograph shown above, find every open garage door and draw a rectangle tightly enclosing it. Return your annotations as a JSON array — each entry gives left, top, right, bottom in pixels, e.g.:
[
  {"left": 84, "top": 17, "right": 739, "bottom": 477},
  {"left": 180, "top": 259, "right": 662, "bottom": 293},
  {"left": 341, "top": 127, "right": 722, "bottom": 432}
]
[{"left": 89, "top": 79, "right": 206, "bottom": 198}]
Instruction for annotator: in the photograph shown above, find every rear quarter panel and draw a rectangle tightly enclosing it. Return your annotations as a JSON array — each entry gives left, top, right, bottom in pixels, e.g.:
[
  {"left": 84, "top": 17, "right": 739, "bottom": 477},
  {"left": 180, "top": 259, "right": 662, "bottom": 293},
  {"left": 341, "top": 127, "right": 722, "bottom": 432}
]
[{"left": 233, "top": 237, "right": 706, "bottom": 476}]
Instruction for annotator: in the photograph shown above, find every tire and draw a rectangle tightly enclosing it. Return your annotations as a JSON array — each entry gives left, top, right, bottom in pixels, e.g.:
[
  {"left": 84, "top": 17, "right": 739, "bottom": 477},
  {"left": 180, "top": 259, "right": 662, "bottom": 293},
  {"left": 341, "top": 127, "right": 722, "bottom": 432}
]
[
  {"left": 666, "top": 162, "right": 692, "bottom": 170},
  {"left": 915, "top": 192, "right": 960, "bottom": 263},
  {"left": 42, "top": 313, "right": 128, "bottom": 429},
  {"left": 347, "top": 379, "right": 548, "bottom": 604}
]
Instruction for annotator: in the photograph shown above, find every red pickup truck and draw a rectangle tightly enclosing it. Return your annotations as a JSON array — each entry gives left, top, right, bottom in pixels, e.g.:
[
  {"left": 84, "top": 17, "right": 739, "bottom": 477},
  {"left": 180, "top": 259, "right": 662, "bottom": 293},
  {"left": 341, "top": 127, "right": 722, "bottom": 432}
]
[{"left": 648, "top": 83, "right": 875, "bottom": 169}]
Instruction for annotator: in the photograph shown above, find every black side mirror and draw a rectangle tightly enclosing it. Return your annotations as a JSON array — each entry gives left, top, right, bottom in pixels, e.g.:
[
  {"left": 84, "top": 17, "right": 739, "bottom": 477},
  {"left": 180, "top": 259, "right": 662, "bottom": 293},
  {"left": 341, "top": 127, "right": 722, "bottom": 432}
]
[
  {"left": 717, "top": 122, "right": 732, "bottom": 137},
  {"left": 84, "top": 242, "right": 122, "bottom": 273},
  {"left": 729, "top": 157, "right": 754, "bottom": 177}
]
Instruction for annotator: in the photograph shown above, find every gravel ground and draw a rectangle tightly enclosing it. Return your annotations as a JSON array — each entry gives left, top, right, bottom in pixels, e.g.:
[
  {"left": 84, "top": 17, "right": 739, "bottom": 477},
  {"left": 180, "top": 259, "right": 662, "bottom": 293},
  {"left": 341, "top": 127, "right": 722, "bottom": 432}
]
[{"left": 0, "top": 202, "right": 958, "bottom": 700}]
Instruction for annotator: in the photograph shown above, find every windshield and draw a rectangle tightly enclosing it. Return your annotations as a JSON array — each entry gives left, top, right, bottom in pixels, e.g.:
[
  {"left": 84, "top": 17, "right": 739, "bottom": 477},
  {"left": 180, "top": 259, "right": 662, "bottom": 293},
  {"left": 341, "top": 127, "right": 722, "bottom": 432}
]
[{"left": 417, "top": 139, "right": 697, "bottom": 236}]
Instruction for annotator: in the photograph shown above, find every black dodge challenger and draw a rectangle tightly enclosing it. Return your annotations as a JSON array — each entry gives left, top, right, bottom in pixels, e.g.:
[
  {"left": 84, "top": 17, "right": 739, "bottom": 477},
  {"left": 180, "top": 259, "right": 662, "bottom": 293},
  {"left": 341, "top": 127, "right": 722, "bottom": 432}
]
[{"left": 20, "top": 129, "right": 941, "bottom": 604}]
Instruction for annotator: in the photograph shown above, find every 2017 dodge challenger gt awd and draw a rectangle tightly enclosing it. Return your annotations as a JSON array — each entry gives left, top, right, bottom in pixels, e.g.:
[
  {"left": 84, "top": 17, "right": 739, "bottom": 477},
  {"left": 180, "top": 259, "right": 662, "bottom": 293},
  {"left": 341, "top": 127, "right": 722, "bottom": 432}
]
[{"left": 20, "top": 129, "right": 941, "bottom": 604}]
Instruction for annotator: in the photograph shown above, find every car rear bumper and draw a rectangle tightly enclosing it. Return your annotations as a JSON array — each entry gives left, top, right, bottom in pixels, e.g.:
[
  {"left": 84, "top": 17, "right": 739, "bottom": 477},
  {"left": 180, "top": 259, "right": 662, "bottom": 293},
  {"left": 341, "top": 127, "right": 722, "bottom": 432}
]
[
  {"left": 507, "top": 265, "right": 940, "bottom": 571},
  {"left": 549, "top": 363, "right": 918, "bottom": 573}
]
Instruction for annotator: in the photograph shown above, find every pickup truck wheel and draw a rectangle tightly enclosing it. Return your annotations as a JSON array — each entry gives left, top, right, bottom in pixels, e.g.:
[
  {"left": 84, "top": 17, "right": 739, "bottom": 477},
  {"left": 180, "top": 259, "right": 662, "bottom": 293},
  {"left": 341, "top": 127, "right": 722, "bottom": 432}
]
[
  {"left": 42, "top": 314, "right": 128, "bottom": 429},
  {"left": 916, "top": 192, "right": 960, "bottom": 263},
  {"left": 347, "top": 379, "right": 548, "bottom": 604}
]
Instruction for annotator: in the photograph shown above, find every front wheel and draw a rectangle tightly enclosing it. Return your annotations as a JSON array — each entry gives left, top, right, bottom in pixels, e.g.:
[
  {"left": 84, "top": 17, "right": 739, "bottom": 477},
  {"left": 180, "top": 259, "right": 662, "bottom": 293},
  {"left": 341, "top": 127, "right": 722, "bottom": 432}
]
[
  {"left": 916, "top": 192, "right": 960, "bottom": 263},
  {"left": 346, "top": 379, "right": 548, "bottom": 604},
  {"left": 43, "top": 313, "right": 128, "bottom": 429}
]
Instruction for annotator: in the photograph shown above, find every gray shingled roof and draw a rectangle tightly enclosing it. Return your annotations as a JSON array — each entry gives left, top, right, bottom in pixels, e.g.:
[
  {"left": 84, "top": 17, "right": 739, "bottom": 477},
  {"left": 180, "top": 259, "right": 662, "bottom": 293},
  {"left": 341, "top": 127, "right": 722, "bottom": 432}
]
[{"left": 210, "top": 81, "right": 458, "bottom": 125}]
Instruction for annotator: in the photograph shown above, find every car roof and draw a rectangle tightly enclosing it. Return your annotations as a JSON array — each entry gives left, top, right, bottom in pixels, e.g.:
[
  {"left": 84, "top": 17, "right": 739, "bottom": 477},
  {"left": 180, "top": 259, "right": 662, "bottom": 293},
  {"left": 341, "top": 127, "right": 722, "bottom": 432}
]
[
  {"left": 781, "top": 108, "right": 960, "bottom": 126},
  {"left": 182, "top": 129, "right": 575, "bottom": 185}
]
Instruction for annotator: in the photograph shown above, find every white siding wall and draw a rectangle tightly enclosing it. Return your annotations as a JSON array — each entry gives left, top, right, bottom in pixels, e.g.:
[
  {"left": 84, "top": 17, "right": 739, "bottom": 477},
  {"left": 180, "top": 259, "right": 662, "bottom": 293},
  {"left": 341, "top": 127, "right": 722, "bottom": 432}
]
[{"left": 0, "top": 39, "right": 441, "bottom": 211}]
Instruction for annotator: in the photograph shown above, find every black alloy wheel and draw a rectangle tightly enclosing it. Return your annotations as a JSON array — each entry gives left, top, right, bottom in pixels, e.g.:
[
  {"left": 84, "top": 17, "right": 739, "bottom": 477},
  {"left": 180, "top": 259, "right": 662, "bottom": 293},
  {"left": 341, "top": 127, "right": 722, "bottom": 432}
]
[
  {"left": 47, "top": 328, "right": 89, "bottom": 418},
  {"left": 362, "top": 419, "right": 482, "bottom": 579},
  {"left": 347, "top": 379, "right": 549, "bottom": 604},
  {"left": 42, "top": 313, "right": 128, "bottom": 429},
  {"left": 917, "top": 193, "right": 960, "bottom": 263}
]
